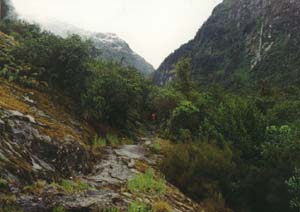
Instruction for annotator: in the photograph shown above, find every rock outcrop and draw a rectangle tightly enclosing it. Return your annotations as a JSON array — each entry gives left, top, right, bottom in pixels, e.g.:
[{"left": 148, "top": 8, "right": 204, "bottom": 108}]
[
  {"left": 0, "top": 79, "right": 95, "bottom": 186},
  {"left": 14, "top": 137, "right": 202, "bottom": 211},
  {"left": 155, "top": 0, "right": 300, "bottom": 88}
]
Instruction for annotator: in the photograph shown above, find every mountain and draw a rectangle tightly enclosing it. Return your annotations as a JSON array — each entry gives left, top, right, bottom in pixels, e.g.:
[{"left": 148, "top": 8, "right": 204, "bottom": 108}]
[
  {"left": 41, "top": 21, "right": 154, "bottom": 74},
  {"left": 89, "top": 32, "right": 155, "bottom": 74},
  {"left": 155, "top": 0, "right": 300, "bottom": 88}
]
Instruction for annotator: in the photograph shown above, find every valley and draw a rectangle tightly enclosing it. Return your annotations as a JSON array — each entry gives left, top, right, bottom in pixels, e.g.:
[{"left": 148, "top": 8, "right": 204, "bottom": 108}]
[{"left": 1, "top": 0, "right": 300, "bottom": 211}]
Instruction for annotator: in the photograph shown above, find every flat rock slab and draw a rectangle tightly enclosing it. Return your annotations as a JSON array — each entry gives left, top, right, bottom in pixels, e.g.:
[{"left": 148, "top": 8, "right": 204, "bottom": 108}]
[
  {"left": 87, "top": 163, "right": 133, "bottom": 185},
  {"left": 18, "top": 189, "right": 120, "bottom": 211},
  {"left": 86, "top": 148, "right": 135, "bottom": 186},
  {"left": 115, "top": 145, "right": 145, "bottom": 160},
  {"left": 60, "top": 189, "right": 119, "bottom": 209}
]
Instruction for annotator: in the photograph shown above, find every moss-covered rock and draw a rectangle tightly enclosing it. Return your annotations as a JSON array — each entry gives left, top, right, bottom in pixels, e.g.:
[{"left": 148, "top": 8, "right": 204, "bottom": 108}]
[{"left": 0, "top": 79, "right": 95, "bottom": 186}]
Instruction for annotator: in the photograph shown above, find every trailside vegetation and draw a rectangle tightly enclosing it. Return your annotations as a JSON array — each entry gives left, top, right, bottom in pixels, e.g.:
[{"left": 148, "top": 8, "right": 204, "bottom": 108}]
[{"left": 1, "top": 19, "right": 300, "bottom": 212}]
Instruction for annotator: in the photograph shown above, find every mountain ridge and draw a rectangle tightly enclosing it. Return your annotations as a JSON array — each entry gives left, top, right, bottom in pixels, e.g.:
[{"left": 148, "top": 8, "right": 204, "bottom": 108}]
[
  {"left": 155, "top": 0, "right": 300, "bottom": 88},
  {"left": 40, "top": 20, "right": 155, "bottom": 74}
]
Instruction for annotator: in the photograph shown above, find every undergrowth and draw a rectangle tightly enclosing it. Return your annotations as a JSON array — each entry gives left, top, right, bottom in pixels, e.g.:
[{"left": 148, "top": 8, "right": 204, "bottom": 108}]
[{"left": 128, "top": 169, "right": 166, "bottom": 195}]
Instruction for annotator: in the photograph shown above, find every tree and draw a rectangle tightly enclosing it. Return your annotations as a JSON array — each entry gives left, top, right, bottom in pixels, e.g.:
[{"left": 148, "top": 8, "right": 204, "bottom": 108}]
[
  {"left": 81, "top": 61, "right": 146, "bottom": 129},
  {"left": 286, "top": 169, "right": 300, "bottom": 211},
  {"left": 168, "top": 100, "right": 199, "bottom": 139},
  {"left": 11, "top": 31, "right": 92, "bottom": 98},
  {"left": 150, "top": 86, "right": 185, "bottom": 122}
]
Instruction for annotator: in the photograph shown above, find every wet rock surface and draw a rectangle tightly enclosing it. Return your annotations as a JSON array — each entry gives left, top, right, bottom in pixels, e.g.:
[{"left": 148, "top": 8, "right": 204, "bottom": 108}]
[
  {"left": 0, "top": 108, "right": 92, "bottom": 184},
  {"left": 86, "top": 148, "right": 135, "bottom": 186},
  {"left": 12, "top": 138, "right": 201, "bottom": 211},
  {"left": 0, "top": 80, "right": 94, "bottom": 187}
]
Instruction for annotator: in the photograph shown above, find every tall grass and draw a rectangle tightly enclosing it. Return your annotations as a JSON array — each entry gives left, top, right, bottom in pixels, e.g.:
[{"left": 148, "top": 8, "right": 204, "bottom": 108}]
[
  {"left": 128, "top": 202, "right": 150, "bottom": 212},
  {"left": 128, "top": 169, "right": 166, "bottom": 195},
  {"left": 92, "top": 136, "right": 107, "bottom": 147}
]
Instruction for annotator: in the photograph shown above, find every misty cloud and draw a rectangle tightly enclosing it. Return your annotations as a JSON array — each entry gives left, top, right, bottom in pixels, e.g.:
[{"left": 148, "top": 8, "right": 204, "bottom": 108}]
[{"left": 11, "top": 0, "right": 222, "bottom": 68}]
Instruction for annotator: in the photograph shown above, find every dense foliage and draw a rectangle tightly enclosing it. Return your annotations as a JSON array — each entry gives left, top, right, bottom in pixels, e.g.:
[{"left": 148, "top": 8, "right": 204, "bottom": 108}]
[
  {"left": 156, "top": 58, "right": 300, "bottom": 212},
  {"left": 0, "top": 20, "right": 151, "bottom": 131},
  {"left": 82, "top": 61, "right": 149, "bottom": 129}
]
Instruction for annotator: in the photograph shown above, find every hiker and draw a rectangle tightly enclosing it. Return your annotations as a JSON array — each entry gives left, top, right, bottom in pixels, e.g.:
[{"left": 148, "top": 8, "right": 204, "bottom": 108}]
[{"left": 151, "top": 112, "right": 156, "bottom": 122}]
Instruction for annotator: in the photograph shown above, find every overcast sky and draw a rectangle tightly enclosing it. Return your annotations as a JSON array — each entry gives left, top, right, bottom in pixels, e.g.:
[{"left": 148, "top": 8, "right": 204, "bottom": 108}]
[{"left": 11, "top": 0, "right": 222, "bottom": 68}]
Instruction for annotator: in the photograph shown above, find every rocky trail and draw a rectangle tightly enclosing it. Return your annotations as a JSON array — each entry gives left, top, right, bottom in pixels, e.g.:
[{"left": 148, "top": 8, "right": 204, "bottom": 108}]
[
  {"left": 0, "top": 79, "right": 202, "bottom": 211},
  {"left": 18, "top": 137, "right": 201, "bottom": 211}
]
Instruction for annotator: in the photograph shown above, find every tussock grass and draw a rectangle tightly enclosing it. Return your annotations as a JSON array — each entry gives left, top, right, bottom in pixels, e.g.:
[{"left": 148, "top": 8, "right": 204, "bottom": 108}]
[
  {"left": 128, "top": 169, "right": 166, "bottom": 195},
  {"left": 52, "top": 206, "right": 65, "bottom": 212},
  {"left": 59, "top": 179, "right": 92, "bottom": 194},
  {"left": 152, "top": 201, "right": 172, "bottom": 212},
  {"left": 150, "top": 142, "right": 161, "bottom": 153},
  {"left": 128, "top": 202, "right": 150, "bottom": 212},
  {"left": 92, "top": 136, "right": 107, "bottom": 147}
]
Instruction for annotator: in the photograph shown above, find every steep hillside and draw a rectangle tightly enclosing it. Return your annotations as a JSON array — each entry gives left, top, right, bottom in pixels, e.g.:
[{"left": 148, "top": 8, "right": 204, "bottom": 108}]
[
  {"left": 90, "top": 32, "right": 155, "bottom": 75},
  {"left": 0, "top": 79, "right": 95, "bottom": 183},
  {"left": 41, "top": 21, "right": 154, "bottom": 75},
  {"left": 155, "top": 0, "right": 300, "bottom": 88},
  {"left": 0, "top": 28, "right": 204, "bottom": 212},
  {"left": 0, "top": 78, "right": 205, "bottom": 211}
]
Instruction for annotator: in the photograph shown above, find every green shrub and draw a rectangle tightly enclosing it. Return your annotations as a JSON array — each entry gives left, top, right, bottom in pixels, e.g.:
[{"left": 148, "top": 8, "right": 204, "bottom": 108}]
[
  {"left": 107, "top": 133, "right": 119, "bottom": 146},
  {"left": 178, "top": 129, "right": 192, "bottom": 142},
  {"left": 152, "top": 201, "right": 172, "bottom": 212},
  {"left": 128, "top": 202, "right": 150, "bottom": 212},
  {"left": 261, "top": 125, "right": 300, "bottom": 163},
  {"left": 81, "top": 61, "right": 147, "bottom": 129},
  {"left": 0, "top": 178, "right": 8, "bottom": 189},
  {"left": 150, "top": 142, "right": 161, "bottom": 153},
  {"left": 60, "top": 180, "right": 74, "bottom": 193},
  {"left": 11, "top": 31, "right": 92, "bottom": 99},
  {"left": 92, "top": 134, "right": 132, "bottom": 148},
  {"left": 198, "top": 96, "right": 267, "bottom": 160},
  {"left": 0, "top": 195, "right": 17, "bottom": 206},
  {"left": 59, "top": 179, "right": 92, "bottom": 194},
  {"left": 0, "top": 20, "right": 42, "bottom": 41},
  {"left": 23, "top": 180, "right": 47, "bottom": 194},
  {"left": 150, "top": 86, "right": 185, "bottom": 122},
  {"left": 0, "top": 205, "right": 23, "bottom": 212},
  {"left": 252, "top": 125, "right": 300, "bottom": 211},
  {"left": 0, "top": 194, "right": 22, "bottom": 212},
  {"left": 128, "top": 169, "right": 166, "bottom": 195},
  {"left": 268, "top": 101, "right": 300, "bottom": 126},
  {"left": 286, "top": 169, "right": 300, "bottom": 210},
  {"left": 168, "top": 101, "right": 199, "bottom": 138},
  {"left": 92, "top": 136, "right": 107, "bottom": 147},
  {"left": 52, "top": 206, "right": 65, "bottom": 212},
  {"left": 161, "top": 142, "right": 234, "bottom": 201}
]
